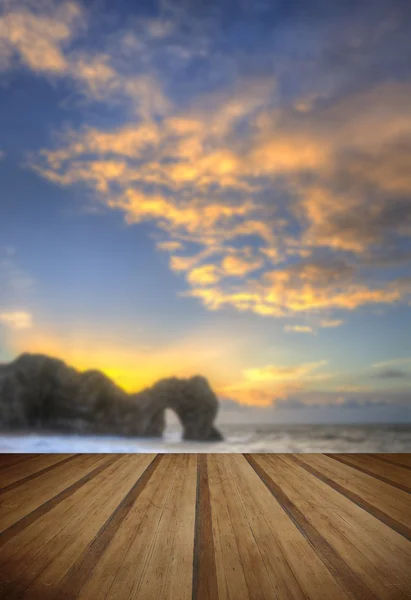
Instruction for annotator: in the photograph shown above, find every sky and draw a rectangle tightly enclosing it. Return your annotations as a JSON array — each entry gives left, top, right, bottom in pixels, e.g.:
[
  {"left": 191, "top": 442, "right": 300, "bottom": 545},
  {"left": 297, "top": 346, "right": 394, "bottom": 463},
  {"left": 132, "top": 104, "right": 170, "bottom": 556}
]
[{"left": 0, "top": 0, "right": 410, "bottom": 423}]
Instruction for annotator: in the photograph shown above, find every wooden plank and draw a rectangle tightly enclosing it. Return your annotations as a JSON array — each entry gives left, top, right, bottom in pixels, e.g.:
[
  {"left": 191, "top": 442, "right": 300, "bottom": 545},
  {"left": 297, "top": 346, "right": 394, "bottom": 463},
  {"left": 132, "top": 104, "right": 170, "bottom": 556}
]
[
  {"left": 286, "top": 455, "right": 411, "bottom": 576},
  {"left": 215, "top": 454, "right": 289, "bottom": 600},
  {"left": 0, "top": 456, "right": 120, "bottom": 567},
  {"left": 296, "top": 453, "right": 411, "bottom": 536},
  {"left": 328, "top": 454, "right": 411, "bottom": 493},
  {"left": 15, "top": 454, "right": 159, "bottom": 600},
  {"left": 0, "top": 454, "right": 109, "bottom": 535},
  {"left": 164, "top": 454, "right": 197, "bottom": 600},
  {"left": 0, "top": 456, "right": 117, "bottom": 556},
  {"left": 375, "top": 454, "right": 411, "bottom": 469},
  {"left": 352, "top": 454, "right": 411, "bottom": 483},
  {"left": 75, "top": 454, "right": 177, "bottom": 599},
  {"left": 249, "top": 454, "right": 411, "bottom": 600},
  {"left": 0, "top": 455, "right": 127, "bottom": 598},
  {"left": 0, "top": 454, "right": 74, "bottom": 490},
  {"left": 208, "top": 453, "right": 250, "bottom": 600},
  {"left": 105, "top": 454, "right": 181, "bottom": 600},
  {"left": 230, "top": 454, "right": 352, "bottom": 600},
  {"left": 134, "top": 454, "right": 197, "bottom": 600},
  {"left": 245, "top": 455, "right": 377, "bottom": 600},
  {"left": 0, "top": 453, "right": 410, "bottom": 600},
  {"left": 76, "top": 454, "right": 192, "bottom": 600},
  {"left": 0, "top": 455, "right": 77, "bottom": 495},
  {"left": 0, "top": 455, "right": 38, "bottom": 469},
  {"left": 192, "top": 455, "right": 219, "bottom": 600},
  {"left": 211, "top": 454, "right": 349, "bottom": 600}
]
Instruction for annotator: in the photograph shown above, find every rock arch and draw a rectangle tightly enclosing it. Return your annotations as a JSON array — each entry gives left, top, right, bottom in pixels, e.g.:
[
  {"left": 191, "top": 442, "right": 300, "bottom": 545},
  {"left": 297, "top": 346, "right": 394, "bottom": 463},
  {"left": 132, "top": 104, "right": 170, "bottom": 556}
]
[{"left": 0, "top": 353, "right": 223, "bottom": 442}]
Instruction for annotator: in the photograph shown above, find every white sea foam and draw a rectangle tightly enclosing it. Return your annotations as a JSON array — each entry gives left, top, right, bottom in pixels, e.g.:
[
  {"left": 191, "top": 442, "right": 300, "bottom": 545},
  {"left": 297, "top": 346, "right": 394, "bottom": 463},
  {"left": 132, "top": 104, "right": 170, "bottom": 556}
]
[{"left": 1, "top": 424, "right": 411, "bottom": 453}]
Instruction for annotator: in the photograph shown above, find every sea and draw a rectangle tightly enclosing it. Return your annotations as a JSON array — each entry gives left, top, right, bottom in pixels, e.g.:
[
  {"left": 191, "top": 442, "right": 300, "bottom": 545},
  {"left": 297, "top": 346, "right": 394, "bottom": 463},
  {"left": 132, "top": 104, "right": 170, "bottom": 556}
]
[{"left": 1, "top": 423, "right": 411, "bottom": 453}]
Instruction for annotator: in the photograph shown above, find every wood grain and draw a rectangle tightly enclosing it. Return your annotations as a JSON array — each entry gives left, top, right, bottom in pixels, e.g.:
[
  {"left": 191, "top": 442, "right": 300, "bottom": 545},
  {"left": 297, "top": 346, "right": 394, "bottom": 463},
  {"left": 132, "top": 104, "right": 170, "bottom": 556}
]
[
  {"left": 245, "top": 454, "right": 377, "bottom": 600},
  {"left": 327, "top": 454, "right": 411, "bottom": 493},
  {"left": 0, "top": 454, "right": 75, "bottom": 491},
  {"left": 374, "top": 454, "right": 411, "bottom": 469},
  {"left": 251, "top": 454, "right": 411, "bottom": 599},
  {"left": 0, "top": 453, "right": 409, "bottom": 600},
  {"left": 291, "top": 454, "right": 411, "bottom": 541}
]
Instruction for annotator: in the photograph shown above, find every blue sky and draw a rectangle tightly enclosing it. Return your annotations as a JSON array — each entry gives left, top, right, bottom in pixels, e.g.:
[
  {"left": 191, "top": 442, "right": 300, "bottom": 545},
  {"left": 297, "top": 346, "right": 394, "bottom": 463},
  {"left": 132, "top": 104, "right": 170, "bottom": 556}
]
[{"left": 0, "top": 0, "right": 410, "bottom": 421}]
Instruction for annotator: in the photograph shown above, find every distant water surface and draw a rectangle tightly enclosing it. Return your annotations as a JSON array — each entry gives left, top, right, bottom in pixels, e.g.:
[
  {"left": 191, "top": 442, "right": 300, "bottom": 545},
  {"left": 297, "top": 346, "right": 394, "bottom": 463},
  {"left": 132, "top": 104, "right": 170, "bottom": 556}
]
[{"left": 1, "top": 423, "right": 411, "bottom": 452}]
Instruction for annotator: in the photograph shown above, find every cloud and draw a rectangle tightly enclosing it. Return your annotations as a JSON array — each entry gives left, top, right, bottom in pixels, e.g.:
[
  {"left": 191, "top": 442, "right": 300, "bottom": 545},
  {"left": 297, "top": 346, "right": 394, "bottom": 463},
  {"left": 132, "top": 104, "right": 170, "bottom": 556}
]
[
  {"left": 243, "top": 360, "right": 328, "bottom": 383},
  {"left": 32, "top": 79, "right": 411, "bottom": 322},
  {"left": 217, "top": 385, "right": 411, "bottom": 423},
  {"left": 156, "top": 240, "right": 183, "bottom": 252},
  {"left": 0, "top": 248, "right": 34, "bottom": 301},
  {"left": 370, "top": 357, "right": 411, "bottom": 381},
  {"left": 0, "top": 248, "right": 34, "bottom": 337},
  {"left": 371, "top": 368, "right": 409, "bottom": 379},
  {"left": 372, "top": 357, "right": 411, "bottom": 369},
  {"left": 3, "top": 0, "right": 410, "bottom": 327},
  {"left": 283, "top": 319, "right": 344, "bottom": 334},
  {"left": 186, "top": 257, "right": 409, "bottom": 318},
  {"left": 284, "top": 325, "right": 315, "bottom": 334},
  {"left": 0, "top": 1, "right": 171, "bottom": 117},
  {"left": 0, "top": 1, "right": 82, "bottom": 74},
  {"left": 221, "top": 251, "right": 264, "bottom": 277},
  {"left": 217, "top": 359, "right": 332, "bottom": 406},
  {"left": 0, "top": 311, "right": 32, "bottom": 330},
  {"left": 320, "top": 319, "right": 344, "bottom": 328},
  {"left": 290, "top": 84, "right": 411, "bottom": 254},
  {"left": 187, "top": 264, "right": 221, "bottom": 285}
]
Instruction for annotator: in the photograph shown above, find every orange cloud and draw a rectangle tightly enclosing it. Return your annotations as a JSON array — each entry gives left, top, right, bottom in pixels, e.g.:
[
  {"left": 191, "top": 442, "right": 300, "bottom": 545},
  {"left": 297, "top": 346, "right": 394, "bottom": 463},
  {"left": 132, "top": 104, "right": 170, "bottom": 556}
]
[
  {"left": 244, "top": 360, "right": 327, "bottom": 383},
  {"left": 22, "top": 22, "right": 411, "bottom": 326},
  {"left": 220, "top": 359, "right": 332, "bottom": 406},
  {"left": 249, "top": 136, "right": 328, "bottom": 176},
  {"left": 186, "top": 262, "right": 408, "bottom": 319},
  {"left": 187, "top": 265, "right": 221, "bottom": 285},
  {"left": 221, "top": 253, "right": 264, "bottom": 277}
]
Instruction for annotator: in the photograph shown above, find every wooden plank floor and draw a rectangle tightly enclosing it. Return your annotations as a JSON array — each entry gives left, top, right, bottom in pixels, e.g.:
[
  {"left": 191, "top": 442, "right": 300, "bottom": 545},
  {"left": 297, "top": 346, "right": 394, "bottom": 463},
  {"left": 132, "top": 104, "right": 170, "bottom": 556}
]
[{"left": 0, "top": 454, "right": 410, "bottom": 599}]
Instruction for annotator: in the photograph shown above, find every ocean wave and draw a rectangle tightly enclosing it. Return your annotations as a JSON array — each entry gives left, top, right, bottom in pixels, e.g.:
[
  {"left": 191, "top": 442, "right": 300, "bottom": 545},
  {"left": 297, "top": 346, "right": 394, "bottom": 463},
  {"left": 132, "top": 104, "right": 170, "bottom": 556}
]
[{"left": 1, "top": 424, "right": 411, "bottom": 453}]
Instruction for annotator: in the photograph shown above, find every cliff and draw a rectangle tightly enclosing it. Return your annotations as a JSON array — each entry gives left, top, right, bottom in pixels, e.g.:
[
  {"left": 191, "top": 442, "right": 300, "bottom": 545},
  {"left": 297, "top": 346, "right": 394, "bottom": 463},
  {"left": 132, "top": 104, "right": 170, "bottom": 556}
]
[{"left": 0, "top": 353, "right": 223, "bottom": 441}]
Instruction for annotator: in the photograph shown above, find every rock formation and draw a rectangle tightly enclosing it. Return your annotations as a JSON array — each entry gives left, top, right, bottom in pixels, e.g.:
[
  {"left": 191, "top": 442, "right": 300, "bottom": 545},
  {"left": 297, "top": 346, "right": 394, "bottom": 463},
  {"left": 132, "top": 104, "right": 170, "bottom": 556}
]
[{"left": 0, "top": 353, "right": 223, "bottom": 441}]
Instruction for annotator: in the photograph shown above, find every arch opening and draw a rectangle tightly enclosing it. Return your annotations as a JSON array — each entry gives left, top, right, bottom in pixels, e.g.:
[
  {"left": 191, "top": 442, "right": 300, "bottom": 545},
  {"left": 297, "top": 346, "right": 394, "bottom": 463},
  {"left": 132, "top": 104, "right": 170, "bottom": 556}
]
[{"left": 164, "top": 408, "right": 183, "bottom": 442}]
